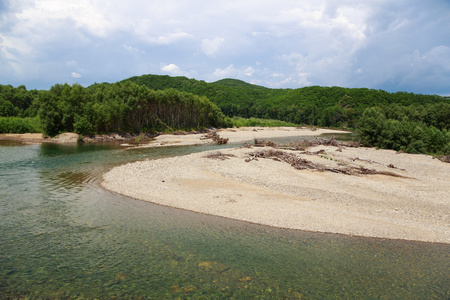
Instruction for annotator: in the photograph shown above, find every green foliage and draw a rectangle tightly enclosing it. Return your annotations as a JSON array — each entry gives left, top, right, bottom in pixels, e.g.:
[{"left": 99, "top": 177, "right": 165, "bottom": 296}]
[
  {"left": 358, "top": 107, "right": 450, "bottom": 155},
  {"left": 231, "top": 117, "right": 298, "bottom": 128},
  {"left": 0, "top": 117, "right": 40, "bottom": 134},
  {"left": 33, "top": 82, "right": 230, "bottom": 136},
  {"left": 358, "top": 107, "right": 387, "bottom": 146},
  {"left": 73, "top": 115, "right": 93, "bottom": 135},
  {"left": 0, "top": 84, "right": 38, "bottom": 117},
  {"left": 123, "top": 75, "right": 449, "bottom": 131},
  {"left": 37, "top": 91, "right": 62, "bottom": 136},
  {"left": 0, "top": 96, "right": 17, "bottom": 117},
  {"left": 1, "top": 75, "right": 448, "bottom": 154}
]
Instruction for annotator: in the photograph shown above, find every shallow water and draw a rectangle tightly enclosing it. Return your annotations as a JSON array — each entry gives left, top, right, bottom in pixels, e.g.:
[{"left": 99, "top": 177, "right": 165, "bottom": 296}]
[{"left": 0, "top": 139, "right": 448, "bottom": 299}]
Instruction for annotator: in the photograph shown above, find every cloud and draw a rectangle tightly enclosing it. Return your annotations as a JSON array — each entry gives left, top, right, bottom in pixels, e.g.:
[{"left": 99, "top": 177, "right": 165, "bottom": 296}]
[
  {"left": 212, "top": 64, "right": 237, "bottom": 78},
  {"left": 211, "top": 64, "right": 260, "bottom": 81},
  {"left": 71, "top": 72, "right": 81, "bottom": 78},
  {"left": 156, "top": 32, "right": 193, "bottom": 45},
  {"left": 0, "top": 0, "right": 449, "bottom": 95},
  {"left": 123, "top": 44, "right": 145, "bottom": 53},
  {"left": 161, "top": 64, "right": 183, "bottom": 76},
  {"left": 244, "top": 67, "right": 255, "bottom": 77},
  {"left": 202, "top": 37, "right": 225, "bottom": 57}
]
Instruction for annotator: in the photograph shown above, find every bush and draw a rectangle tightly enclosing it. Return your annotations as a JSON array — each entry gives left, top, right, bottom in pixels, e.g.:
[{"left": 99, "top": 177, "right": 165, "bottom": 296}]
[
  {"left": 357, "top": 107, "right": 386, "bottom": 146},
  {"left": 358, "top": 107, "right": 450, "bottom": 155},
  {"left": 232, "top": 117, "right": 298, "bottom": 128},
  {"left": 0, "top": 117, "right": 41, "bottom": 133},
  {"left": 73, "top": 115, "right": 93, "bottom": 135}
]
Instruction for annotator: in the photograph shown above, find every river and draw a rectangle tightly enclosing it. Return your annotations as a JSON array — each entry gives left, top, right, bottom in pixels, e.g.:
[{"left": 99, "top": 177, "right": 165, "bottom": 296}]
[{"left": 0, "top": 138, "right": 448, "bottom": 299}]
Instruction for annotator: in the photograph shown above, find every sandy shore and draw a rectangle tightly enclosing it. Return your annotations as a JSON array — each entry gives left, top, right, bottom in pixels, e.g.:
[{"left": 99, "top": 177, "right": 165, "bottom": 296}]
[
  {"left": 136, "top": 126, "right": 349, "bottom": 147},
  {"left": 0, "top": 127, "right": 346, "bottom": 145},
  {"left": 0, "top": 132, "right": 79, "bottom": 143},
  {"left": 102, "top": 127, "right": 449, "bottom": 243}
]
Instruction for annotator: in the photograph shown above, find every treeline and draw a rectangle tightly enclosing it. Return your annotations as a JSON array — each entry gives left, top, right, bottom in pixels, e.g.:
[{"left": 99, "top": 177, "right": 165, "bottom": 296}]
[
  {"left": 124, "top": 75, "right": 449, "bottom": 155},
  {"left": 0, "top": 82, "right": 231, "bottom": 136},
  {"left": 359, "top": 107, "right": 449, "bottom": 155},
  {"left": 1, "top": 74, "right": 449, "bottom": 155},
  {"left": 0, "top": 84, "right": 39, "bottom": 118},
  {"left": 124, "top": 75, "right": 447, "bottom": 129}
]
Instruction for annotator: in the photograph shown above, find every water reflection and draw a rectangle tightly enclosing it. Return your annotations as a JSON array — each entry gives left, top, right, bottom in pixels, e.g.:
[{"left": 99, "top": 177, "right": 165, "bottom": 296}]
[{"left": 0, "top": 137, "right": 448, "bottom": 299}]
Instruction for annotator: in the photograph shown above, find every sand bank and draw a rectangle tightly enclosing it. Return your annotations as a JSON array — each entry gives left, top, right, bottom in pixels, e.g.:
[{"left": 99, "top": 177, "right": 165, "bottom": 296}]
[
  {"left": 0, "top": 132, "right": 79, "bottom": 143},
  {"left": 135, "top": 126, "right": 349, "bottom": 148},
  {"left": 103, "top": 127, "right": 449, "bottom": 243}
]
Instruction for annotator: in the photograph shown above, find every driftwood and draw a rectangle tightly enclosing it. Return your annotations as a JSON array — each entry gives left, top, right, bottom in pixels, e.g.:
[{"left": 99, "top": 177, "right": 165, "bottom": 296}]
[
  {"left": 204, "top": 151, "right": 236, "bottom": 160},
  {"left": 438, "top": 155, "right": 450, "bottom": 163},
  {"left": 253, "top": 136, "right": 360, "bottom": 150},
  {"left": 351, "top": 157, "right": 378, "bottom": 164},
  {"left": 387, "top": 164, "right": 406, "bottom": 171},
  {"left": 202, "top": 130, "right": 229, "bottom": 145},
  {"left": 245, "top": 149, "right": 408, "bottom": 178},
  {"left": 253, "top": 139, "right": 277, "bottom": 147}
]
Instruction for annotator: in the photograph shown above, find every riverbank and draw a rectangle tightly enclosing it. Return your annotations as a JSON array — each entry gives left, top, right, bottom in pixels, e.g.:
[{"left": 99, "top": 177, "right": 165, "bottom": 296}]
[
  {"left": 0, "top": 132, "right": 148, "bottom": 144},
  {"left": 102, "top": 127, "right": 449, "bottom": 244},
  {"left": 0, "top": 132, "right": 79, "bottom": 143},
  {"left": 135, "top": 126, "right": 349, "bottom": 147},
  {"left": 0, "top": 127, "right": 342, "bottom": 145}
]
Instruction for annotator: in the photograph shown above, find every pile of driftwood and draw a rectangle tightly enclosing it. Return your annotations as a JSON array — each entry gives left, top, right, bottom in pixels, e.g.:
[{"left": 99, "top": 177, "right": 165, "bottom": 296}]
[
  {"left": 245, "top": 149, "right": 323, "bottom": 170},
  {"left": 245, "top": 138, "right": 407, "bottom": 178},
  {"left": 252, "top": 136, "right": 359, "bottom": 150},
  {"left": 202, "top": 130, "right": 229, "bottom": 145}
]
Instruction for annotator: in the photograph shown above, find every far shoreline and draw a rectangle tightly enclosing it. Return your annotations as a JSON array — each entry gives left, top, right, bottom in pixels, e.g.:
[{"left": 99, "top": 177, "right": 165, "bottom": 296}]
[{"left": 0, "top": 126, "right": 351, "bottom": 146}]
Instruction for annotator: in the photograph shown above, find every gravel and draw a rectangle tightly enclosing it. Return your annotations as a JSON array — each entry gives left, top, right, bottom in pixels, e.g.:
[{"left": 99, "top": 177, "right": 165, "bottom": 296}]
[{"left": 102, "top": 128, "right": 449, "bottom": 244}]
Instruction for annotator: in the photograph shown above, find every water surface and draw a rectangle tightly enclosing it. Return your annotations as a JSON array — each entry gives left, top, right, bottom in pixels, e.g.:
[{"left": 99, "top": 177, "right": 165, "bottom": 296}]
[{"left": 0, "top": 139, "right": 448, "bottom": 299}]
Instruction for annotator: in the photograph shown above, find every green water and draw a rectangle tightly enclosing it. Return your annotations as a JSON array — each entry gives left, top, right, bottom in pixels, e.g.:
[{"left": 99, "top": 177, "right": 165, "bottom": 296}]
[{"left": 0, "top": 139, "right": 448, "bottom": 299}]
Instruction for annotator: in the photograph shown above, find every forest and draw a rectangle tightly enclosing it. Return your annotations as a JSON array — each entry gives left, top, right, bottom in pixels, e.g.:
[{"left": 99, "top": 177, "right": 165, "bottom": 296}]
[
  {"left": 0, "top": 81, "right": 231, "bottom": 136},
  {"left": 124, "top": 75, "right": 448, "bottom": 129},
  {"left": 1, "top": 74, "right": 449, "bottom": 155}
]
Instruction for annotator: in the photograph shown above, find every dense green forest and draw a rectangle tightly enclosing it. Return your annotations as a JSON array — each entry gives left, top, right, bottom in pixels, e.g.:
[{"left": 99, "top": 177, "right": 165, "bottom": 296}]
[
  {"left": 1, "top": 74, "right": 449, "bottom": 155},
  {"left": 123, "top": 75, "right": 448, "bottom": 129},
  {"left": 0, "top": 82, "right": 231, "bottom": 136}
]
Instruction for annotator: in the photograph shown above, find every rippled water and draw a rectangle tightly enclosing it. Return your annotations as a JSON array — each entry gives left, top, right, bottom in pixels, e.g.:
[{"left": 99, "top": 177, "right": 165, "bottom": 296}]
[{"left": 0, "top": 139, "right": 448, "bottom": 299}]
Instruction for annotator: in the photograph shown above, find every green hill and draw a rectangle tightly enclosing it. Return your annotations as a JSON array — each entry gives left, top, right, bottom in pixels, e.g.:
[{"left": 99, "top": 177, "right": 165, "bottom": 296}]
[{"left": 122, "top": 74, "right": 448, "bottom": 129}]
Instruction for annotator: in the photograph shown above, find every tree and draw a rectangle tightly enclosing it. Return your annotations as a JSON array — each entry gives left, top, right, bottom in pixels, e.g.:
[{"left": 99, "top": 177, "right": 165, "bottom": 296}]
[{"left": 358, "top": 107, "right": 386, "bottom": 146}]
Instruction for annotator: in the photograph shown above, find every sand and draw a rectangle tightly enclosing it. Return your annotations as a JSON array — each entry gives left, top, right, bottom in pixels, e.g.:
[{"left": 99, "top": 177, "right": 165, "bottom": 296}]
[
  {"left": 135, "top": 127, "right": 349, "bottom": 148},
  {"left": 100, "top": 127, "right": 448, "bottom": 243},
  {"left": 0, "top": 132, "right": 79, "bottom": 143}
]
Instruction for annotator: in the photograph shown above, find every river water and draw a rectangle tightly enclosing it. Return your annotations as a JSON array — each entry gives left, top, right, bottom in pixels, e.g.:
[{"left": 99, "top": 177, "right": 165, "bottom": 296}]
[{"left": 0, "top": 138, "right": 448, "bottom": 299}]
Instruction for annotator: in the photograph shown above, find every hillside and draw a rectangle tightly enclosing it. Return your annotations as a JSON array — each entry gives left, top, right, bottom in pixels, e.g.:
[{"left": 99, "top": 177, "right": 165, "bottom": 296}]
[{"left": 122, "top": 74, "right": 448, "bottom": 128}]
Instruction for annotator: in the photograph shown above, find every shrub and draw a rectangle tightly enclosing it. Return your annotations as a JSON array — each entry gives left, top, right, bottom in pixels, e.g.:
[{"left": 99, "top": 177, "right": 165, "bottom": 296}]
[{"left": 0, "top": 117, "right": 41, "bottom": 133}]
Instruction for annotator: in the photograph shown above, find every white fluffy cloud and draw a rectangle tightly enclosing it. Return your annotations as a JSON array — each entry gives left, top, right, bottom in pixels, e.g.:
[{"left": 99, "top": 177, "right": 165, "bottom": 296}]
[
  {"left": 161, "top": 64, "right": 183, "bottom": 75},
  {"left": 0, "top": 0, "right": 449, "bottom": 95},
  {"left": 202, "top": 37, "right": 225, "bottom": 57}
]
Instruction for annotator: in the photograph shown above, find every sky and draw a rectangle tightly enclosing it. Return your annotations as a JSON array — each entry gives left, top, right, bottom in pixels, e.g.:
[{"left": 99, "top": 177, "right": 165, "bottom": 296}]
[{"left": 1, "top": 0, "right": 449, "bottom": 95}]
